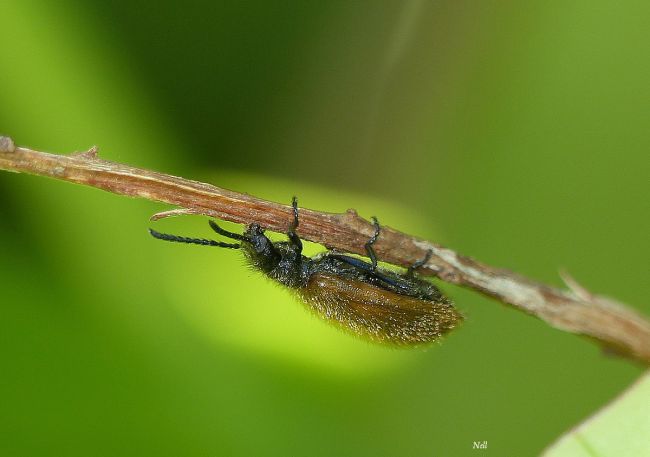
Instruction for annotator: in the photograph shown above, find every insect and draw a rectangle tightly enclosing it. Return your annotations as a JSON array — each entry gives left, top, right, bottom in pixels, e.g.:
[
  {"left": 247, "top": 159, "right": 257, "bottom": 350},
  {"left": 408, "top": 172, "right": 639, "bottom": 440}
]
[{"left": 149, "top": 198, "right": 462, "bottom": 345}]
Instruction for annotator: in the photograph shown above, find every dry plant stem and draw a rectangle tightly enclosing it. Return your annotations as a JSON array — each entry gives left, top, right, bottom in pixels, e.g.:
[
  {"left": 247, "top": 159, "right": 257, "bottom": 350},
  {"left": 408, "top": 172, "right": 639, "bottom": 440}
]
[{"left": 1, "top": 137, "right": 649, "bottom": 364}]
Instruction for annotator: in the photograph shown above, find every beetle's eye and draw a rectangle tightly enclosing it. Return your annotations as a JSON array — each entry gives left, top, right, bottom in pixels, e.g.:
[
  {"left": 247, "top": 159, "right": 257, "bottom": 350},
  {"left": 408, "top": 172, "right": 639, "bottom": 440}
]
[{"left": 246, "top": 223, "right": 264, "bottom": 237}]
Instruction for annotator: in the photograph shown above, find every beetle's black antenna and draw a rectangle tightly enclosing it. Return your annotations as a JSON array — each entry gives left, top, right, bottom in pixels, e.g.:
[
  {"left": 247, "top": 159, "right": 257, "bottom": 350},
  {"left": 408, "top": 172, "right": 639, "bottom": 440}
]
[
  {"left": 287, "top": 196, "right": 302, "bottom": 253},
  {"left": 209, "top": 220, "right": 250, "bottom": 242},
  {"left": 149, "top": 228, "right": 240, "bottom": 249},
  {"left": 407, "top": 249, "right": 433, "bottom": 277},
  {"left": 365, "top": 217, "right": 380, "bottom": 271}
]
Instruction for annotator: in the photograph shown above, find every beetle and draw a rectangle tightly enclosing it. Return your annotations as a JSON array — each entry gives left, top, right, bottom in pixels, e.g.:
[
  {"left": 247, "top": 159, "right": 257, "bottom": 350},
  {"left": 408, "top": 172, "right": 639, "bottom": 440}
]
[{"left": 149, "top": 198, "right": 462, "bottom": 345}]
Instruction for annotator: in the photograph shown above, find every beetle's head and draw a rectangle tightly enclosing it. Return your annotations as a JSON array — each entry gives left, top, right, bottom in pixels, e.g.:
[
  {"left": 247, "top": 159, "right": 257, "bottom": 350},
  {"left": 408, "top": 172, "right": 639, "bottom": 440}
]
[{"left": 242, "top": 223, "right": 281, "bottom": 272}]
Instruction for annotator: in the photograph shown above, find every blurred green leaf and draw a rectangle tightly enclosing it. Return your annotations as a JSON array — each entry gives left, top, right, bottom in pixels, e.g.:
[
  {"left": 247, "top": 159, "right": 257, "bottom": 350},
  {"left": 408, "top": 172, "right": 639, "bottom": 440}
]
[{"left": 544, "top": 372, "right": 650, "bottom": 457}]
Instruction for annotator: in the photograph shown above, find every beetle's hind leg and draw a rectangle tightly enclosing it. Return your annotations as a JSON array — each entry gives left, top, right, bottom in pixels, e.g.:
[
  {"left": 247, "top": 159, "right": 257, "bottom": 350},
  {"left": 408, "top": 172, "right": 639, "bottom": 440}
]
[
  {"left": 406, "top": 249, "right": 433, "bottom": 277},
  {"left": 287, "top": 196, "right": 303, "bottom": 254},
  {"left": 364, "top": 217, "right": 381, "bottom": 271}
]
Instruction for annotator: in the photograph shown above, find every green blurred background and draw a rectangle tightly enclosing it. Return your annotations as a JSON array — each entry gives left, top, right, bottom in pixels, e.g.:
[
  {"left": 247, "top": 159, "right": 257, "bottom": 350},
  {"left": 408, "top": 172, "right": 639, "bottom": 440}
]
[{"left": 1, "top": 1, "right": 648, "bottom": 455}]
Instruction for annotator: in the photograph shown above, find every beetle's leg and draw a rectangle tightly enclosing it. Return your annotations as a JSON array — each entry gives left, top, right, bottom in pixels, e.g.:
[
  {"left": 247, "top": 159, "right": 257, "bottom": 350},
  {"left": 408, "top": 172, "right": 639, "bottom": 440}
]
[
  {"left": 365, "top": 217, "right": 380, "bottom": 271},
  {"left": 406, "top": 249, "right": 433, "bottom": 277},
  {"left": 287, "top": 196, "right": 303, "bottom": 254}
]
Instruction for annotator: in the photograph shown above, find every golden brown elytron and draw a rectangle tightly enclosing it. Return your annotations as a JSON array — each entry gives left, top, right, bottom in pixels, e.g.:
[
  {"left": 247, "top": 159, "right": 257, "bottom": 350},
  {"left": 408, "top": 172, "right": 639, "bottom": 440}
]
[{"left": 149, "top": 198, "right": 462, "bottom": 345}]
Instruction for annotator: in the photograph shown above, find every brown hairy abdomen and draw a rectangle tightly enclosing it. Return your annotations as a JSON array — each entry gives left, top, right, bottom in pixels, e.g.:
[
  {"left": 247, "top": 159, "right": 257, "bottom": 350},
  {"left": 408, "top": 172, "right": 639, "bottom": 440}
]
[{"left": 297, "top": 273, "right": 462, "bottom": 345}]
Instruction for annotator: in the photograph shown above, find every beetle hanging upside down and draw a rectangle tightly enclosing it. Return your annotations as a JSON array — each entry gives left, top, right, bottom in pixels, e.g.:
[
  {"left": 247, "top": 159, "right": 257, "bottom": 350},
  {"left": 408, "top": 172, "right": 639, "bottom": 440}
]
[{"left": 149, "top": 198, "right": 462, "bottom": 345}]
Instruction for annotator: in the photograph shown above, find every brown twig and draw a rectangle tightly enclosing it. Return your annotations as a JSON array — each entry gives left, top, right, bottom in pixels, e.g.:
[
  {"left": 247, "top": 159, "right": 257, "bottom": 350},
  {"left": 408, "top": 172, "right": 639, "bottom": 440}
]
[{"left": 1, "top": 136, "right": 649, "bottom": 364}]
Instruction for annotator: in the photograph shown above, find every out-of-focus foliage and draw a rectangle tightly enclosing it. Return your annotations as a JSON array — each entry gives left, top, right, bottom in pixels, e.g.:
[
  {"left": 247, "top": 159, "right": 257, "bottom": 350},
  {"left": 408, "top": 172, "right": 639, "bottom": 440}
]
[
  {"left": 0, "top": 1, "right": 648, "bottom": 455},
  {"left": 544, "top": 372, "right": 650, "bottom": 457}
]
